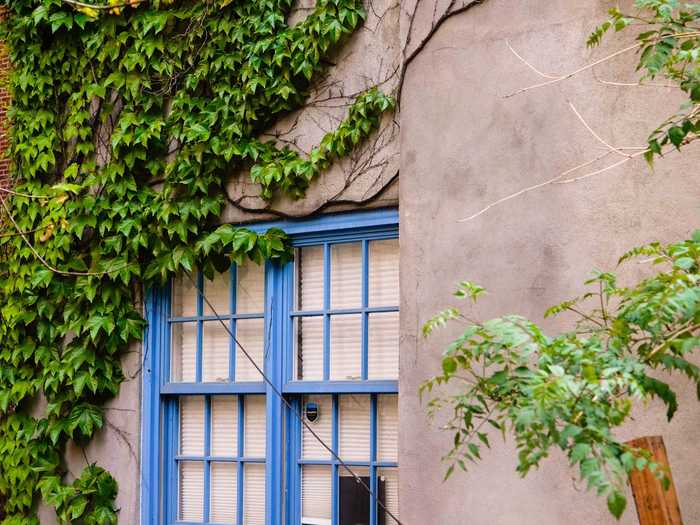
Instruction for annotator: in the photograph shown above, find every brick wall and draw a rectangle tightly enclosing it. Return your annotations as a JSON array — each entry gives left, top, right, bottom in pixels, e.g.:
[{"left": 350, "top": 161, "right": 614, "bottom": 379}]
[
  {"left": 0, "top": 6, "right": 10, "bottom": 189},
  {"left": 0, "top": 2, "right": 6, "bottom": 512}
]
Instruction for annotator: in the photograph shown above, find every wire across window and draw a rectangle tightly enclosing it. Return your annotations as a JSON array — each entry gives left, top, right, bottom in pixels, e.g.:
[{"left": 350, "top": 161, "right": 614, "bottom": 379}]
[{"left": 149, "top": 211, "right": 400, "bottom": 525}]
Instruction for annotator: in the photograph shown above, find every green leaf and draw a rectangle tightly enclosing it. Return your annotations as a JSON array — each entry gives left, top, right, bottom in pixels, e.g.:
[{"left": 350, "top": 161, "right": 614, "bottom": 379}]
[
  {"left": 668, "top": 126, "right": 686, "bottom": 147},
  {"left": 607, "top": 490, "right": 627, "bottom": 519}
]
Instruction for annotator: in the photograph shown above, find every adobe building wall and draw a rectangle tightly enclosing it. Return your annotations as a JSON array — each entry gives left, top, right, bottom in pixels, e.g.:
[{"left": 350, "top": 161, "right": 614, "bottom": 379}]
[{"left": 399, "top": 0, "right": 700, "bottom": 523}]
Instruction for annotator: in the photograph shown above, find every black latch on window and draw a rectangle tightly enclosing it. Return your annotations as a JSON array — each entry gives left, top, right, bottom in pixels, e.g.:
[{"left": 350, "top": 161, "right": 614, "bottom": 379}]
[{"left": 304, "top": 401, "right": 320, "bottom": 423}]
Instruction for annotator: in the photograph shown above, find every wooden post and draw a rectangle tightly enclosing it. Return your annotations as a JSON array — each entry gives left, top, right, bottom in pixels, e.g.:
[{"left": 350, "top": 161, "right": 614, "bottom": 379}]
[{"left": 626, "top": 436, "right": 683, "bottom": 525}]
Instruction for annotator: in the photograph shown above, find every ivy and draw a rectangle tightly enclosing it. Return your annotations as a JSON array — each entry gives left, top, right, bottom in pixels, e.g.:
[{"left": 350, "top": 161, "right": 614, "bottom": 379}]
[{"left": 0, "top": 0, "right": 395, "bottom": 522}]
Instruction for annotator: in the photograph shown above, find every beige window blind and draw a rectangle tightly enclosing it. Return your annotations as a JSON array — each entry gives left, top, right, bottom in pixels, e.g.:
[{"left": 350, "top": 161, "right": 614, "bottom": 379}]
[
  {"left": 339, "top": 395, "right": 371, "bottom": 462},
  {"left": 243, "top": 463, "right": 265, "bottom": 524},
  {"left": 211, "top": 396, "right": 238, "bottom": 457},
  {"left": 179, "top": 461, "right": 204, "bottom": 522},
  {"left": 210, "top": 462, "right": 237, "bottom": 523},
  {"left": 302, "top": 465, "right": 332, "bottom": 524}
]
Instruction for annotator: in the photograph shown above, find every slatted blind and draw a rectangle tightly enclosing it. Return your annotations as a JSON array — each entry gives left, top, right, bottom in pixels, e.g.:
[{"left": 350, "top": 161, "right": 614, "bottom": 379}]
[
  {"left": 236, "top": 319, "right": 265, "bottom": 382},
  {"left": 244, "top": 396, "right": 266, "bottom": 458},
  {"left": 172, "top": 273, "right": 198, "bottom": 317},
  {"left": 368, "top": 239, "right": 399, "bottom": 307},
  {"left": 378, "top": 468, "right": 399, "bottom": 523},
  {"left": 296, "top": 246, "right": 324, "bottom": 311},
  {"left": 237, "top": 262, "right": 265, "bottom": 313},
  {"left": 301, "top": 465, "right": 332, "bottom": 524},
  {"left": 330, "top": 314, "right": 361, "bottom": 380},
  {"left": 211, "top": 396, "right": 238, "bottom": 457},
  {"left": 296, "top": 316, "right": 323, "bottom": 380},
  {"left": 210, "top": 462, "right": 237, "bottom": 523},
  {"left": 302, "top": 395, "right": 332, "bottom": 460},
  {"left": 330, "top": 242, "right": 362, "bottom": 309},
  {"left": 180, "top": 396, "right": 204, "bottom": 456},
  {"left": 243, "top": 463, "right": 266, "bottom": 524},
  {"left": 203, "top": 270, "right": 231, "bottom": 315},
  {"left": 378, "top": 395, "right": 398, "bottom": 462},
  {"left": 339, "top": 395, "right": 370, "bottom": 461},
  {"left": 367, "top": 312, "right": 399, "bottom": 380},
  {"left": 202, "top": 321, "right": 230, "bottom": 382},
  {"left": 179, "top": 461, "right": 204, "bottom": 522},
  {"left": 172, "top": 322, "right": 197, "bottom": 382}
]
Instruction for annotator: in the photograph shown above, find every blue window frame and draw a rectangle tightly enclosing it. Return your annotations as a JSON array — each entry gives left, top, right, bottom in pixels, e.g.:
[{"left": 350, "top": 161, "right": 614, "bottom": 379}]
[{"left": 141, "top": 209, "right": 399, "bottom": 525}]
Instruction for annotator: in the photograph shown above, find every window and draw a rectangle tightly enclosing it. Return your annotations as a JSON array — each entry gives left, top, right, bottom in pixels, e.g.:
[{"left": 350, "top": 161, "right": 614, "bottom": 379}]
[{"left": 142, "top": 209, "right": 399, "bottom": 525}]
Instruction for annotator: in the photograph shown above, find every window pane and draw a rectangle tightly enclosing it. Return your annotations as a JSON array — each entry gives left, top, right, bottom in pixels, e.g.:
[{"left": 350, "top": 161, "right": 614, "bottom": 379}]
[
  {"left": 178, "top": 461, "right": 204, "bottom": 522},
  {"left": 203, "top": 270, "right": 231, "bottom": 316},
  {"left": 330, "top": 242, "right": 362, "bottom": 309},
  {"left": 302, "top": 465, "right": 332, "bottom": 524},
  {"left": 211, "top": 396, "right": 238, "bottom": 457},
  {"left": 171, "top": 322, "right": 197, "bottom": 382},
  {"left": 243, "top": 463, "right": 265, "bottom": 525},
  {"left": 378, "top": 395, "right": 398, "bottom": 463},
  {"left": 237, "top": 262, "right": 265, "bottom": 313},
  {"left": 210, "top": 462, "right": 237, "bottom": 523},
  {"left": 302, "top": 395, "right": 332, "bottom": 460},
  {"left": 367, "top": 312, "right": 399, "bottom": 380},
  {"left": 235, "top": 318, "right": 265, "bottom": 382},
  {"left": 330, "top": 315, "right": 361, "bottom": 381},
  {"left": 339, "top": 395, "right": 370, "bottom": 462},
  {"left": 180, "top": 396, "right": 205, "bottom": 456},
  {"left": 296, "top": 246, "right": 324, "bottom": 311},
  {"left": 338, "top": 466, "right": 369, "bottom": 524},
  {"left": 172, "top": 273, "right": 198, "bottom": 317},
  {"left": 295, "top": 316, "right": 324, "bottom": 381},
  {"left": 378, "top": 468, "right": 399, "bottom": 524},
  {"left": 202, "top": 321, "right": 230, "bottom": 383},
  {"left": 244, "top": 396, "right": 266, "bottom": 458},
  {"left": 368, "top": 239, "right": 399, "bottom": 307}
]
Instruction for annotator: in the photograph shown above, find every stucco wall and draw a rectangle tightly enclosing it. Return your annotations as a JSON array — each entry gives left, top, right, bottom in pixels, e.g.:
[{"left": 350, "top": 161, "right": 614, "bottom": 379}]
[{"left": 399, "top": 1, "right": 700, "bottom": 524}]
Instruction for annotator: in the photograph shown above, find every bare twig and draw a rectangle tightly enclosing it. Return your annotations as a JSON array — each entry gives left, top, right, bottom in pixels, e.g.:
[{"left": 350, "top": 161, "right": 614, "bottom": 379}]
[
  {"left": 504, "top": 31, "right": 700, "bottom": 98},
  {"left": 61, "top": 0, "right": 143, "bottom": 11},
  {"left": 567, "top": 101, "right": 637, "bottom": 159},
  {"left": 0, "top": 187, "right": 50, "bottom": 199},
  {"left": 457, "top": 152, "right": 612, "bottom": 223},
  {"left": 592, "top": 69, "right": 678, "bottom": 89},
  {"left": 553, "top": 150, "right": 645, "bottom": 185},
  {"left": 0, "top": 194, "right": 128, "bottom": 277},
  {"left": 506, "top": 40, "right": 560, "bottom": 80},
  {"left": 503, "top": 42, "right": 644, "bottom": 98}
]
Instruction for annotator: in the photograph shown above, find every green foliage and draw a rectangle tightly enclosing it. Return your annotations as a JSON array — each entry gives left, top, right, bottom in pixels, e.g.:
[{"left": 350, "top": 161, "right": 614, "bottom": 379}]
[
  {"left": 422, "top": 232, "right": 700, "bottom": 519},
  {"left": 590, "top": 1, "right": 700, "bottom": 164},
  {"left": 251, "top": 88, "right": 395, "bottom": 199},
  {"left": 0, "top": 0, "right": 394, "bottom": 521}
]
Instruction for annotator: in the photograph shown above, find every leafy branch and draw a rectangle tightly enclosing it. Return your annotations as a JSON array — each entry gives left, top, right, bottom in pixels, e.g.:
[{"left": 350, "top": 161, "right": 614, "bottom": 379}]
[{"left": 422, "top": 233, "right": 700, "bottom": 518}]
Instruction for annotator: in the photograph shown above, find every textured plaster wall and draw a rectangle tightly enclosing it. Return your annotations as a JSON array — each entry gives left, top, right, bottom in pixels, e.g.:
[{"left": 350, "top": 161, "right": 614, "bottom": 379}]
[{"left": 399, "top": 1, "right": 700, "bottom": 524}]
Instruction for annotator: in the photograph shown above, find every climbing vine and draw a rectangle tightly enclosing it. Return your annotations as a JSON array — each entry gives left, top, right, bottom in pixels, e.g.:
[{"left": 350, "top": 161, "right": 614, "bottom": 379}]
[{"left": 0, "top": 0, "right": 395, "bottom": 522}]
